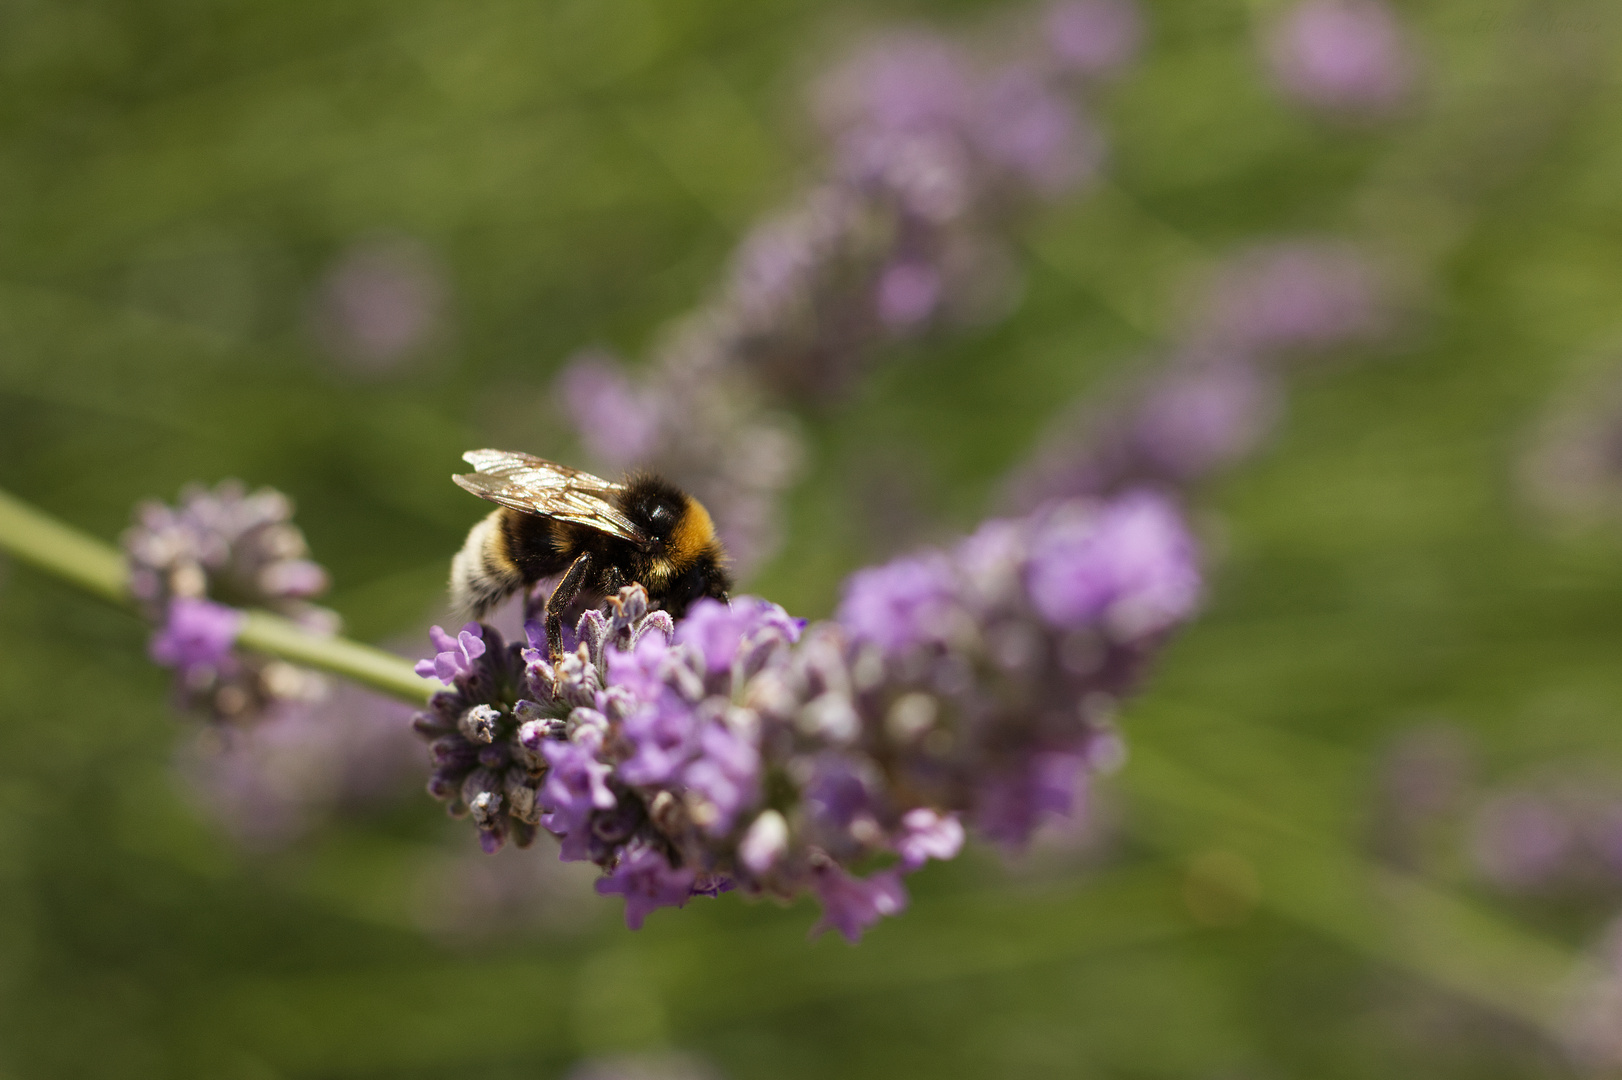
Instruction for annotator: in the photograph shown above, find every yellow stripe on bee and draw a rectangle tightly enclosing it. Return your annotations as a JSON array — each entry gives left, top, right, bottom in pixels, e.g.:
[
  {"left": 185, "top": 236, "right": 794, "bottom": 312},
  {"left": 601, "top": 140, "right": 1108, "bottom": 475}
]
[{"left": 669, "top": 496, "right": 718, "bottom": 565}]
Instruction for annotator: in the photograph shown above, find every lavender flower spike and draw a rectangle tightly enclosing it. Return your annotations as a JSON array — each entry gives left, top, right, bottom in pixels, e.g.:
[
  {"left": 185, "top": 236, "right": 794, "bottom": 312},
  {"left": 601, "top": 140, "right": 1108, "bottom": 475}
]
[
  {"left": 416, "top": 489, "right": 1199, "bottom": 939},
  {"left": 123, "top": 480, "right": 339, "bottom": 722},
  {"left": 550, "top": 4, "right": 1143, "bottom": 576}
]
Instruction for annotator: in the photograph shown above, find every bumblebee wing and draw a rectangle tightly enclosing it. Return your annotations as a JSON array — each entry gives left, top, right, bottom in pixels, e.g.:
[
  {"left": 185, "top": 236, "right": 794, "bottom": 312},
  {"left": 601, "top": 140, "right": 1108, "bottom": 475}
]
[{"left": 453, "top": 449, "right": 645, "bottom": 543}]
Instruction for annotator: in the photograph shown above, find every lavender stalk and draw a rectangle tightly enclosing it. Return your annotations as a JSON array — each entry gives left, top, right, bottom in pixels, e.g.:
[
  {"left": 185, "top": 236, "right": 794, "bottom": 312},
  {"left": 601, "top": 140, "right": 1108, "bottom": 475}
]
[
  {"left": 0, "top": 485, "right": 435, "bottom": 705},
  {"left": 413, "top": 488, "right": 1200, "bottom": 937}
]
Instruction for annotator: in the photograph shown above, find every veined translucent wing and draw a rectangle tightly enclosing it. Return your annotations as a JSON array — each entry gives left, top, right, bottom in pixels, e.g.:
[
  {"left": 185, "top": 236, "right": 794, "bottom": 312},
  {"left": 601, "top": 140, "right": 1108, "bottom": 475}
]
[{"left": 453, "top": 449, "right": 645, "bottom": 544}]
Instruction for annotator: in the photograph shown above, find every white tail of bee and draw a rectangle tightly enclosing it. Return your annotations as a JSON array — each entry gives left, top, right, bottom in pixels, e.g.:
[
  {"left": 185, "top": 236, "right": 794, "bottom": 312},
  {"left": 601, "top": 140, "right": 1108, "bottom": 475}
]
[{"left": 449, "top": 509, "right": 523, "bottom": 621}]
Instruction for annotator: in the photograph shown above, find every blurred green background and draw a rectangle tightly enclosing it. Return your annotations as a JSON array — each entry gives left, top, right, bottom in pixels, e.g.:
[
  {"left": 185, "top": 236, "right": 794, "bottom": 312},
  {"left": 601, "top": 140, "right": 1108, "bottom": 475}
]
[{"left": 4, "top": 0, "right": 1622, "bottom": 1076}]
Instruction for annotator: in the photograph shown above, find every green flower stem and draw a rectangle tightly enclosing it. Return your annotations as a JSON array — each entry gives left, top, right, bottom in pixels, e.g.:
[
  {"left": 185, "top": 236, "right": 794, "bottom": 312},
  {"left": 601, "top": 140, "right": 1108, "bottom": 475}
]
[
  {"left": 0, "top": 486, "right": 437, "bottom": 705},
  {"left": 236, "top": 611, "right": 437, "bottom": 705},
  {"left": 0, "top": 486, "right": 129, "bottom": 605}
]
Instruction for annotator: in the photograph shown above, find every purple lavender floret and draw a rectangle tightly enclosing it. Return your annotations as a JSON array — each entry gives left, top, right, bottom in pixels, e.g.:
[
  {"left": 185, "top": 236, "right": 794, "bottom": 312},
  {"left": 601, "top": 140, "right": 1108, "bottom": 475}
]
[
  {"left": 149, "top": 597, "right": 244, "bottom": 676},
  {"left": 123, "top": 480, "right": 339, "bottom": 722},
  {"left": 421, "top": 487, "right": 1198, "bottom": 939},
  {"left": 595, "top": 841, "right": 699, "bottom": 931},
  {"left": 415, "top": 623, "right": 486, "bottom": 683},
  {"left": 810, "top": 864, "right": 908, "bottom": 943}
]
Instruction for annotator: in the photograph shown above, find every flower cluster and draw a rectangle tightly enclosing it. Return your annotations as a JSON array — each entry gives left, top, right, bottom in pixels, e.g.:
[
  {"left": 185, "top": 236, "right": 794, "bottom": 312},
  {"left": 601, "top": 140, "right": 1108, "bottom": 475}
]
[
  {"left": 414, "top": 488, "right": 1198, "bottom": 938},
  {"left": 1005, "top": 239, "right": 1387, "bottom": 508},
  {"left": 1263, "top": 0, "right": 1417, "bottom": 117},
  {"left": 556, "top": 1, "right": 1144, "bottom": 574},
  {"left": 122, "top": 480, "right": 338, "bottom": 722}
]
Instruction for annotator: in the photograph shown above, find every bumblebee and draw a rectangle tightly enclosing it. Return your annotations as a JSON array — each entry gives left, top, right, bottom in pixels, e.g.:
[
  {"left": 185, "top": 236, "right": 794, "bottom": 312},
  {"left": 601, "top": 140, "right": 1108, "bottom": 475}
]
[{"left": 448, "top": 449, "right": 731, "bottom": 662}]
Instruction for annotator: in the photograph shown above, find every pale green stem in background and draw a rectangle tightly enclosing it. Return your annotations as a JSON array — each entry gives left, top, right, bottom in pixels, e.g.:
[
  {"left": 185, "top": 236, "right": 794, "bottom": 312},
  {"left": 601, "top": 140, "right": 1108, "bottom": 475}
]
[{"left": 0, "top": 486, "right": 437, "bottom": 705}]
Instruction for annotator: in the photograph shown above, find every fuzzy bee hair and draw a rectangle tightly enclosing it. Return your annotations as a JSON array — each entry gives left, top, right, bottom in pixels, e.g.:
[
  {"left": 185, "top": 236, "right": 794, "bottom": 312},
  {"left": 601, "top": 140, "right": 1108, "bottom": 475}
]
[{"left": 448, "top": 450, "right": 731, "bottom": 661}]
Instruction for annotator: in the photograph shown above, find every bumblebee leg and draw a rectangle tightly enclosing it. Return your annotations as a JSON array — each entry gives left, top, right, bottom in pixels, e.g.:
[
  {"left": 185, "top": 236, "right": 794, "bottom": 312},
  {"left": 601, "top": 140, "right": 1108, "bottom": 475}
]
[{"left": 545, "top": 551, "right": 594, "bottom": 665}]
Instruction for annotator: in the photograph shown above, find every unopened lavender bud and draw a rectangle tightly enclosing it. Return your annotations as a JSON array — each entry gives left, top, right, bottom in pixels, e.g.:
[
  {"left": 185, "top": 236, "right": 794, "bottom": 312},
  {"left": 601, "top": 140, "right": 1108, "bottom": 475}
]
[
  {"left": 632, "top": 610, "right": 675, "bottom": 648},
  {"left": 428, "top": 736, "right": 476, "bottom": 769},
  {"left": 412, "top": 713, "right": 452, "bottom": 737},
  {"left": 461, "top": 768, "right": 502, "bottom": 809},
  {"left": 505, "top": 773, "right": 540, "bottom": 825},
  {"left": 469, "top": 789, "right": 504, "bottom": 829},
  {"left": 460, "top": 704, "right": 501, "bottom": 744},
  {"left": 427, "top": 770, "right": 461, "bottom": 801},
  {"left": 740, "top": 810, "right": 790, "bottom": 875}
]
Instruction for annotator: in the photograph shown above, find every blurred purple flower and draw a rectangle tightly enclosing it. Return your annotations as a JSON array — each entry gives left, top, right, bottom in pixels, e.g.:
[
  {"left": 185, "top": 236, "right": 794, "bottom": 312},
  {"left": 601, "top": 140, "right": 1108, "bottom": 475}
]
[
  {"left": 811, "top": 864, "right": 908, "bottom": 943},
  {"left": 565, "top": 1053, "right": 724, "bottom": 1080},
  {"left": 1467, "top": 774, "right": 1622, "bottom": 896},
  {"left": 313, "top": 236, "right": 448, "bottom": 371},
  {"left": 1192, "top": 241, "right": 1385, "bottom": 356},
  {"left": 178, "top": 681, "right": 423, "bottom": 848},
  {"left": 1472, "top": 792, "right": 1574, "bottom": 891},
  {"left": 557, "top": 352, "right": 662, "bottom": 469},
  {"left": 550, "top": 4, "right": 1143, "bottom": 577},
  {"left": 897, "top": 808, "right": 966, "bottom": 870},
  {"left": 1004, "top": 237, "right": 1386, "bottom": 514},
  {"left": 1520, "top": 364, "right": 1622, "bottom": 526},
  {"left": 1380, "top": 724, "right": 1474, "bottom": 823},
  {"left": 1129, "top": 358, "right": 1282, "bottom": 480},
  {"left": 149, "top": 598, "right": 243, "bottom": 676},
  {"left": 837, "top": 552, "right": 959, "bottom": 654},
  {"left": 123, "top": 480, "right": 338, "bottom": 723},
  {"left": 974, "top": 67, "right": 1102, "bottom": 193},
  {"left": 1265, "top": 0, "right": 1417, "bottom": 116},
  {"left": 815, "top": 33, "right": 975, "bottom": 145},
  {"left": 1026, "top": 491, "right": 1202, "bottom": 637},
  {"left": 875, "top": 260, "right": 943, "bottom": 329},
  {"left": 975, "top": 752, "right": 1090, "bottom": 848},
  {"left": 594, "top": 841, "right": 699, "bottom": 930},
  {"left": 1046, "top": 0, "right": 1145, "bottom": 77},
  {"left": 1003, "top": 358, "right": 1283, "bottom": 509}
]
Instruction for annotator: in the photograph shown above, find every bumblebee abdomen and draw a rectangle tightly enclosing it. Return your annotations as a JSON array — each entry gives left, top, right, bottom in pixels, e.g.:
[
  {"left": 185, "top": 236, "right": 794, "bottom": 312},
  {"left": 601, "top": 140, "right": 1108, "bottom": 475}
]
[
  {"left": 449, "top": 510, "right": 523, "bottom": 620},
  {"left": 498, "top": 506, "right": 577, "bottom": 580}
]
